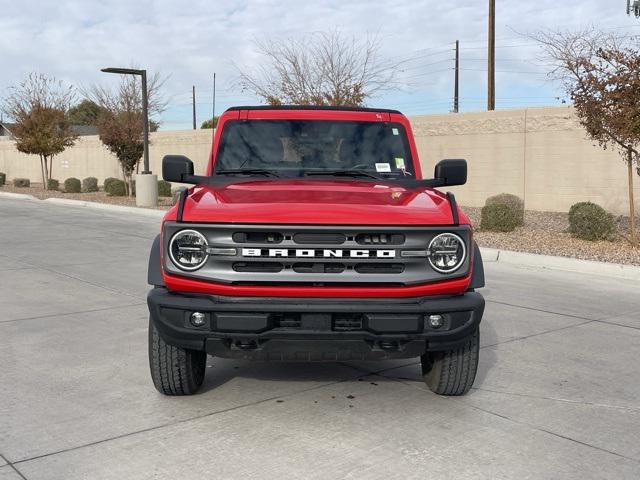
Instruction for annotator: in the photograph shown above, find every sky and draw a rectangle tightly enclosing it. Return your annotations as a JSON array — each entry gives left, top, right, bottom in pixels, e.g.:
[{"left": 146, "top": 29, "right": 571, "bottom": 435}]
[{"left": 1, "top": 0, "right": 639, "bottom": 130}]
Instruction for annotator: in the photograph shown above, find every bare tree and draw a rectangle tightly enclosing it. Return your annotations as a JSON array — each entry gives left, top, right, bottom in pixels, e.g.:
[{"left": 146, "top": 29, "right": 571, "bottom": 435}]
[
  {"left": 534, "top": 29, "right": 640, "bottom": 246},
  {"left": 89, "top": 73, "right": 167, "bottom": 195},
  {"left": 2, "top": 73, "right": 78, "bottom": 189},
  {"left": 238, "top": 30, "right": 398, "bottom": 106}
]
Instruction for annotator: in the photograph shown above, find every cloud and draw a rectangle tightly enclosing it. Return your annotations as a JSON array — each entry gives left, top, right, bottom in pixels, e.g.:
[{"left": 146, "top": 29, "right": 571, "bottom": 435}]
[{"left": 1, "top": 0, "right": 638, "bottom": 128}]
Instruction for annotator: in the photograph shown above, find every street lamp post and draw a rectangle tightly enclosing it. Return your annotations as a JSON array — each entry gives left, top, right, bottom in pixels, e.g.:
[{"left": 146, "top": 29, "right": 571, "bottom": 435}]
[{"left": 101, "top": 67, "right": 156, "bottom": 206}]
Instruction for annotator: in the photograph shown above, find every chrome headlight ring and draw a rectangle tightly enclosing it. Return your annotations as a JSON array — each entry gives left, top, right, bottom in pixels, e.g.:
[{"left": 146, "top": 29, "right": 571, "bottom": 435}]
[
  {"left": 427, "top": 233, "right": 466, "bottom": 274},
  {"left": 168, "top": 229, "right": 209, "bottom": 271}
]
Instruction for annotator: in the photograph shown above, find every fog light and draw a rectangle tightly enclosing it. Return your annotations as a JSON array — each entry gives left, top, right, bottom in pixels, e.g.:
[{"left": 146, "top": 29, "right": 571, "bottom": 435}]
[
  {"left": 428, "top": 314, "right": 444, "bottom": 329},
  {"left": 190, "top": 312, "right": 206, "bottom": 327}
]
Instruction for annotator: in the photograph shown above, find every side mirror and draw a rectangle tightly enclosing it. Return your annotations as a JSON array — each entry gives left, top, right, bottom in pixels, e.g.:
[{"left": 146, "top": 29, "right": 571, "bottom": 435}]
[
  {"left": 163, "top": 155, "right": 194, "bottom": 183},
  {"left": 434, "top": 159, "right": 467, "bottom": 187}
]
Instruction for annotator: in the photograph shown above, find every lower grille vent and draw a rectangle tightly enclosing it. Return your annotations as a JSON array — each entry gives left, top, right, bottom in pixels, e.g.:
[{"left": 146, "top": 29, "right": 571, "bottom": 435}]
[
  {"left": 273, "top": 314, "right": 301, "bottom": 329},
  {"left": 293, "top": 263, "right": 345, "bottom": 274},
  {"left": 233, "top": 262, "right": 283, "bottom": 273},
  {"left": 293, "top": 232, "right": 346, "bottom": 244},
  {"left": 356, "top": 233, "right": 405, "bottom": 245},
  {"left": 333, "top": 315, "right": 364, "bottom": 331},
  {"left": 233, "top": 232, "right": 283, "bottom": 243},
  {"left": 355, "top": 263, "right": 405, "bottom": 274}
]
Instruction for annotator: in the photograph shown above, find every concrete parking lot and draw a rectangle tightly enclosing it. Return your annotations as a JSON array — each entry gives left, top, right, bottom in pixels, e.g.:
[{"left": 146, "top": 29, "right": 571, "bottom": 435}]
[{"left": 1, "top": 197, "right": 639, "bottom": 480}]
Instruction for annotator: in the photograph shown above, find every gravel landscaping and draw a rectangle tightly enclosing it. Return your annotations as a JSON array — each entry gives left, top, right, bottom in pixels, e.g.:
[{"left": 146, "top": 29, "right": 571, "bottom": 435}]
[
  {"left": 0, "top": 183, "right": 174, "bottom": 209},
  {"left": 464, "top": 206, "right": 640, "bottom": 266}
]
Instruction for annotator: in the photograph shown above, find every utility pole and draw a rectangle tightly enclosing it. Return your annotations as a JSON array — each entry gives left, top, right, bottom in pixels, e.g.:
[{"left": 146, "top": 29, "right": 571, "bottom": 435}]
[
  {"left": 488, "top": 0, "right": 496, "bottom": 111},
  {"left": 454, "top": 40, "right": 460, "bottom": 113},
  {"left": 192, "top": 86, "right": 196, "bottom": 130},
  {"left": 212, "top": 72, "right": 216, "bottom": 138}
]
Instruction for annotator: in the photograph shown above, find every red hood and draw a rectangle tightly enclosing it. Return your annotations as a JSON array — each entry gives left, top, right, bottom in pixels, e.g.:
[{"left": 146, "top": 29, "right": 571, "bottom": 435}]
[{"left": 168, "top": 179, "right": 464, "bottom": 226}]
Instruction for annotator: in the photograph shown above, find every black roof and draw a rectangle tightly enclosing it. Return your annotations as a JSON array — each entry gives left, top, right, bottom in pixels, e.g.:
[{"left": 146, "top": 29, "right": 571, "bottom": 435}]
[
  {"left": 0, "top": 122, "right": 97, "bottom": 136},
  {"left": 71, "top": 125, "right": 99, "bottom": 136},
  {"left": 225, "top": 105, "right": 402, "bottom": 114}
]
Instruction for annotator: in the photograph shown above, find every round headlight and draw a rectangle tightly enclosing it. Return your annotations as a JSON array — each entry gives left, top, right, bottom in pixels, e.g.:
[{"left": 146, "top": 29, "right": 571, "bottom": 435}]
[
  {"left": 169, "top": 229, "right": 208, "bottom": 271},
  {"left": 427, "top": 233, "right": 466, "bottom": 273}
]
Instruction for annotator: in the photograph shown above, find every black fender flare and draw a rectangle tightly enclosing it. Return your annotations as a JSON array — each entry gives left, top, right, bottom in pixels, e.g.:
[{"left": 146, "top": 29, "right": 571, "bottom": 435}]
[
  {"left": 469, "top": 241, "right": 485, "bottom": 289},
  {"left": 148, "top": 234, "right": 165, "bottom": 287}
]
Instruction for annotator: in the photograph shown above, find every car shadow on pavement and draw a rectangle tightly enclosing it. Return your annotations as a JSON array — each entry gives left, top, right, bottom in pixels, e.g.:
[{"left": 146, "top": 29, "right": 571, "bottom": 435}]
[
  {"left": 199, "top": 360, "right": 369, "bottom": 393},
  {"left": 196, "top": 318, "right": 498, "bottom": 394}
]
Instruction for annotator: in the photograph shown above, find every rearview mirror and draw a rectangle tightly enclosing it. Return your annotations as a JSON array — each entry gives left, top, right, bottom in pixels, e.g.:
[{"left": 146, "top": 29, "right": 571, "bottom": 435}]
[
  {"left": 163, "top": 155, "right": 194, "bottom": 183},
  {"left": 434, "top": 159, "right": 467, "bottom": 187}
]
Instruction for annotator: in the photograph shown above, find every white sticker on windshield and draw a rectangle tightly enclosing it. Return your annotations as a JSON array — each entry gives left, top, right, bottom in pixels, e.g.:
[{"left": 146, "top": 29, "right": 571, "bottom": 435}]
[
  {"left": 392, "top": 128, "right": 399, "bottom": 136},
  {"left": 375, "top": 163, "right": 392, "bottom": 173},
  {"left": 395, "top": 157, "right": 405, "bottom": 169}
]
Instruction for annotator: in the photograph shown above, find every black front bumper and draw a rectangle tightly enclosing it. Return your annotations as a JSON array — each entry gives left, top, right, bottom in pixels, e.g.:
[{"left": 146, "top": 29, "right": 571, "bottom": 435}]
[{"left": 147, "top": 288, "right": 484, "bottom": 361}]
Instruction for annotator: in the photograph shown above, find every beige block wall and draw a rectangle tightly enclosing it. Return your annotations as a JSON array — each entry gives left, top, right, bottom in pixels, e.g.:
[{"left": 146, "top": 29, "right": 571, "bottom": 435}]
[
  {"left": 1, "top": 106, "right": 638, "bottom": 215},
  {"left": 0, "top": 129, "right": 214, "bottom": 184},
  {"left": 410, "top": 106, "right": 639, "bottom": 215}
]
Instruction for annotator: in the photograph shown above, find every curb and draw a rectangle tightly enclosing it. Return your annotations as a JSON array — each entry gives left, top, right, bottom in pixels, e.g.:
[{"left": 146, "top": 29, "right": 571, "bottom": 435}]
[
  {"left": 480, "top": 247, "right": 640, "bottom": 281},
  {"left": 0, "top": 192, "right": 166, "bottom": 218},
  {"left": 43, "top": 197, "right": 166, "bottom": 218},
  {"left": 0, "top": 191, "right": 39, "bottom": 201}
]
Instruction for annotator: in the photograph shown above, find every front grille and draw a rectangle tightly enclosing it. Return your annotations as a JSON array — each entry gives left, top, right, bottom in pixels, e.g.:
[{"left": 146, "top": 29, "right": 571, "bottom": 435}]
[{"left": 163, "top": 223, "right": 472, "bottom": 286}]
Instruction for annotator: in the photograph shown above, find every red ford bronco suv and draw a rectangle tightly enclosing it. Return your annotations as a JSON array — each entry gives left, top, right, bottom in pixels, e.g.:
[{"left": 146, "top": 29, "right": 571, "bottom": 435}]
[{"left": 147, "top": 106, "right": 485, "bottom": 396}]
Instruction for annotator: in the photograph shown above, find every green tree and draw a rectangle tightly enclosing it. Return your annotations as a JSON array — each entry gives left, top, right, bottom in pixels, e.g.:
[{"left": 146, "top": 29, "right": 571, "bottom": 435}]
[
  {"left": 67, "top": 99, "right": 101, "bottom": 125},
  {"left": 2, "top": 73, "right": 78, "bottom": 189},
  {"left": 200, "top": 117, "right": 219, "bottom": 129}
]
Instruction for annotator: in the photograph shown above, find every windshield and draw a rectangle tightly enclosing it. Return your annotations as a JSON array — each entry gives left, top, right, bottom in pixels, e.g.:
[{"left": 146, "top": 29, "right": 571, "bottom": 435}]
[{"left": 213, "top": 120, "right": 415, "bottom": 178}]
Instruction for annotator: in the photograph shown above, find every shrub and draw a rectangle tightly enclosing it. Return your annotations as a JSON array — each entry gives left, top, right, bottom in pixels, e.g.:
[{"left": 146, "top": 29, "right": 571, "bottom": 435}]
[
  {"left": 485, "top": 193, "right": 524, "bottom": 226},
  {"left": 106, "top": 179, "right": 126, "bottom": 196},
  {"left": 480, "top": 204, "right": 520, "bottom": 232},
  {"left": 13, "top": 178, "right": 30, "bottom": 188},
  {"left": 64, "top": 177, "right": 81, "bottom": 193},
  {"left": 0, "top": 172, "right": 6, "bottom": 186},
  {"left": 13, "top": 178, "right": 31, "bottom": 188},
  {"left": 103, "top": 177, "right": 119, "bottom": 192},
  {"left": 82, "top": 177, "right": 99, "bottom": 193},
  {"left": 47, "top": 179, "right": 59, "bottom": 191},
  {"left": 568, "top": 202, "right": 616, "bottom": 241},
  {"left": 158, "top": 180, "right": 172, "bottom": 197}
]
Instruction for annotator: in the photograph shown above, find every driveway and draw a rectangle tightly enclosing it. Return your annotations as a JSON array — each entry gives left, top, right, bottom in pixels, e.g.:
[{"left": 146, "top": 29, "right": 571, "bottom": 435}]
[{"left": 1, "top": 197, "right": 639, "bottom": 479}]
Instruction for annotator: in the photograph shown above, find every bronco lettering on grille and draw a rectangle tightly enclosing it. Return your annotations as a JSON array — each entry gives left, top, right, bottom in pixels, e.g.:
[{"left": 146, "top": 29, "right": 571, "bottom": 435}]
[{"left": 241, "top": 248, "right": 396, "bottom": 258}]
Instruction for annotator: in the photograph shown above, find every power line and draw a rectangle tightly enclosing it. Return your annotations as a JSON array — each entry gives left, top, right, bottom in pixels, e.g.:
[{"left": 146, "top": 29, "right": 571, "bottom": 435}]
[
  {"left": 398, "top": 57, "right": 455, "bottom": 72},
  {"left": 398, "top": 67, "right": 454, "bottom": 81},
  {"left": 460, "top": 68, "right": 547, "bottom": 75},
  {"left": 460, "top": 43, "right": 540, "bottom": 50}
]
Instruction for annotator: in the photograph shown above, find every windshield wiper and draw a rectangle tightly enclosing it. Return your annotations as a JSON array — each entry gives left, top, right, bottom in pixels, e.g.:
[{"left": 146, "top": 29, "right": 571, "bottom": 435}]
[
  {"left": 303, "top": 169, "right": 385, "bottom": 180},
  {"left": 215, "top": 169, "right": 279, "bottom": 177}
]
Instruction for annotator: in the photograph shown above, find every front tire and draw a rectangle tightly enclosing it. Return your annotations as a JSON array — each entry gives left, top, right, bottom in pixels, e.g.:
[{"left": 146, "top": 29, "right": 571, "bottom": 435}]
[
  {"left": 421, "top": 328, "right": 479, "bottom": 396},
  {"left": 148, "top": 318, "right": 207, "bottom": 395}
]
